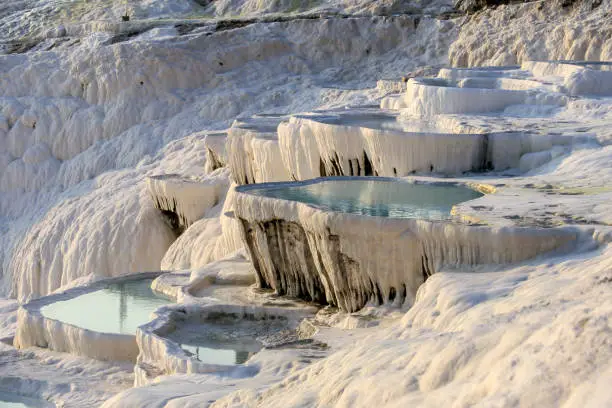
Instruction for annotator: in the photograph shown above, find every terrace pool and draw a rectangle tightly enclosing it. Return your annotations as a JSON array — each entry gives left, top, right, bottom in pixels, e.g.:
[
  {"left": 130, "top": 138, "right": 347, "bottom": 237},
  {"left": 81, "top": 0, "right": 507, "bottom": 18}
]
[
  {"left": 40, "top": 279, "right": 172, "bottom": 335},
  {"left": 248, "top": 179, "right": 483, "bottom": 221}
]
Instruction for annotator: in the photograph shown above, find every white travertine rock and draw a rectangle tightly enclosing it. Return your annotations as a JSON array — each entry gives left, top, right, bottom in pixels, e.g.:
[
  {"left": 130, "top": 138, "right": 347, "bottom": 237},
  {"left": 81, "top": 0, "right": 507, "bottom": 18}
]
[
  {"left": 523, "top": 60, "right": 612, "bottom": 96},
  {"left": 234, "top": 179, "right": 579, "bottom": 312},
  {"left": 204, "top": 131, "right": 228, "bottom": 174},
  {"left": 376, "top": 79, "right": 408, "bottom": 95},
  {"left": 278, "top": 110, "right": 487, "bottom": 179},
  {"left": 380, "top": 94, "right": 407, "bottom": 110},
  {"left": 449, "top": 0, "right": 612, "bottom": 67},
  {"left": 211, "top": 183, "right": 247, "bottom": 259},
  {"left": 146, "top": 174, "right": 227, "bottom": 231},
  {"left": 160, "top": 183, "right": 244, "bottom": 270},
  {"left": 138, "top": 254, "right": 317, "bottom": 384},
  {"left": 401, "top": 78, "right": 527, "bottom": 116},
  {"left": 2, "top": 0, "right": 612, "bottom": 405},
  {"left": 207, "top": 0, "right": 454, "bottom": 17},
  {"left": 278, "top": 107, "right": 593, "bottom": 179},
  {"left": 8, "top": 179, "right": 176, "bottom": 301},
  {"left": 227, "top": 115, "right": 291, "bottom": 185}
]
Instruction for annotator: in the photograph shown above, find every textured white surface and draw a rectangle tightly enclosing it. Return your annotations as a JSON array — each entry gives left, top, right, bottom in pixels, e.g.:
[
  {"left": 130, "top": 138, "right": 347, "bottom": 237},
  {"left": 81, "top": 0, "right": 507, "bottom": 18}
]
[
  {"left": 1, "top": 0, "right": 612, "bottom": 407},
  {"left": 449, "top": 0, "right": 612, "bottom": 67},
  {"left": 226, "top": 115, "right": 291, "bottom": 185},
  {"left": 234, "top": 178, "right": 580, "bottom": 312},
  {"left": 146, "top": 174, "right": 227, "bottom": 229},
  {"left": 278, "top": 111, "right": 487, "bottom": 177},
  {"left": 401, "top": 77, "right": 527, "bottom": 116},
  {"left": 205, "top": 245, "right": 612, "bottom": 408},
  {"left": 1, "top": 11, "right": 451, "bottom": 300},
  {"left": 160, "top": 183, "right": 245, "bottom": 271}
]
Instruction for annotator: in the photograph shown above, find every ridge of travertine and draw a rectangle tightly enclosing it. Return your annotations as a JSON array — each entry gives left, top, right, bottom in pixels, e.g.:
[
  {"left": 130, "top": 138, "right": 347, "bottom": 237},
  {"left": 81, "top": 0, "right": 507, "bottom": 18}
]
[{"left": 0, "top": 0, "right": 611, "bottom": 406}]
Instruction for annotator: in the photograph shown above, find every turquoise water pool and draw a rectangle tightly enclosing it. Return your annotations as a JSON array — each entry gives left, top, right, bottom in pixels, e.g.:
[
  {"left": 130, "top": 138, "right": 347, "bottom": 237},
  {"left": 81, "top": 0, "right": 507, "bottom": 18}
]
[
  {"left": 307, "top": 113, "right": 445, "bottom": 133},
  {"left": 179, "top": 341, "right": 260, "bottom": 366},
  {"left": 249, "top": 180, "right": 483, "bottom": 221},
  {"left": 0, "top": 392, "right": 52, "bottom": 408},
  {"left": 40, "top": 279, "right": 172, "bottom": 335},
  {"left": 165, "top": 317, "right": 287, "bottom": 366}
]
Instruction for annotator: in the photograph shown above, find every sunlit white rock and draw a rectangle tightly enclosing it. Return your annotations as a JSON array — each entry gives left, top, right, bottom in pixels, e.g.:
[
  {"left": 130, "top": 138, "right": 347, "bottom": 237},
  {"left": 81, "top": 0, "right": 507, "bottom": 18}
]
[
  {"left": 146, "top": 174, "right": 227, "bottom": 232},
  {"left": 235, "top": 178, "right": 579, "bottom": 312},
  {"left": 227, "top": 114, "right": 291, "bottom": 185}
]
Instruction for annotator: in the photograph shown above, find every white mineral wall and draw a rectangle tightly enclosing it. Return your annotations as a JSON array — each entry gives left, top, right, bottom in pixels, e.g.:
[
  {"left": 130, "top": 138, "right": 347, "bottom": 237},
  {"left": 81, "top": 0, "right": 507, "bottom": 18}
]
[
  {"left": 250, "top": 136, "right": 291, "bottom": 183},
  {"left": 278, "top": 116, "right": 487, "bottom": 179},
  {"left": 458, "top": 77, "right": 550, "bottom": 91},
  {"left": 160, "top": 184, "right": 244, "bottom": 270},
  {"left": 376, "top": 79, "right": 408, "bottom": 95},
  {"left": 449, "top": 0, "right": 612, "bottom": 67},
  {"left": 379, "top": 94, "right": 407, "bottom": 110},
  {"left": 146, "top": 175, "right": 226, "bottom": 229},
  {"left": 14, "top": 307, "right": 139, "bottom": 362},
  {"left": 278, "top": 120, "right": 321, "bottom": 181},
  {"left": 522, "top": 61, "right": 584, "bottom": 78},
  {"left": 8, "top": 181, "right": 176, "bottom": 302},
  {"left": 565, "top": 68, "right": 612, "bottom": 96},
  {"left": 401, "top": 79, "right": 527, "bottom": 116},
  {"left": 437, "top": 67, "right": 520, "bottom": 81},
  {"left": 235, "top": 183, "right": 579, "bottom": 312},
  {"left": 159, "top": 217, "right": 223, "bottom": 271},
  {"left": 522, "top": 61, "right": 612, "bottom": 96},
  {"left": 204, "top": 131, "right": 228, "bottom": 174},
  {"left": 227, "top": 127, "right": 291, "bottom": 185},
  {"left": 211, "top": 184, "right": 245, "bottom": 259},
  {"left": 486, "top": 131, "right": 587, "bottom": 172},
  {"left": 227, "top": 127, "right": 257, "bottom": 185}
]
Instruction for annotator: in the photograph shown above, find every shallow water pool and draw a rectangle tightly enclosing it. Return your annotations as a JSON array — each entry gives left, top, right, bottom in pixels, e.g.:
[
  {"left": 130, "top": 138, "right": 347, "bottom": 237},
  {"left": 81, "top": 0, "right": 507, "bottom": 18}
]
[
  {"left": 248, "top": 179, "right": 483, "bottom": 221},
  {"left": 310, "top": 113, "right": 446, "bottom": 134},
  {"left": 164, "top": 316, "right": 287, "bottom": 366},
  {"left": 40, "top": 279, "right": 172, "bottom": 335},
  {"left": 180, "top": 340, "right": 260, "bottom": 366},
  {"left": 0, "top": 392, "right": 52, "bottom": 408}
]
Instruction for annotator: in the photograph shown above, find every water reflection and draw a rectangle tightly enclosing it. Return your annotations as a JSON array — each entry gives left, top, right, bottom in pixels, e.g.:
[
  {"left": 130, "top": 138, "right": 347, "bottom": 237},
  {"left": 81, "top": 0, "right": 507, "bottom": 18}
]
[
  {"left": 41, "top": 279, "right": 172, "bottom": 335},
  {"left": 251, "top": 180, "right": 483, "bottom": 220},
  {"left": 166, "top": 317, "right": 287, "bottom": 367},
  {"left": 180, "top": 343, "right": 258, "bottom": 366},
  {"left": 314, "top": 113, "right": 444, "bottom": 133}
]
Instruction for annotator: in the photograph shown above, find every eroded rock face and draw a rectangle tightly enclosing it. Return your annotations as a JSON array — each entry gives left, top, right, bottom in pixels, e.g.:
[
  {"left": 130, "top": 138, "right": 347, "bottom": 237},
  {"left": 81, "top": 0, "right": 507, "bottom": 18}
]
[
  {"left": 455, "top": 0, "right": 534, "bottom": 13},
  {"left": 226, "top": 115, "right": 290, "bottom": 185},
  {"left": 239, "top": 218, "right": 417, "bottom": 312},
  {"left": 278, "top": 112, "right": 489, "bottom": 180},
  {"left": 146, "top": 174, "right": 226, "bottom": 235},
  {"left": 235, "top": 183, "right": 579, "bottom": 313},
  {"left": 455, "top": 0, "right": 602, "bottom": 13},
  {"left": 552, "top": 0, "right": 603, "bottom": 10}
]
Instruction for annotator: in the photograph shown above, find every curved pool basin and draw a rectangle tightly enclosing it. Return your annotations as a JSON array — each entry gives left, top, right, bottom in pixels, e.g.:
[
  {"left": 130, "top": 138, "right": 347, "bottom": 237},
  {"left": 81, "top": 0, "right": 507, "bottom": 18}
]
[
  {"left": 40, "top": 279, "right": 172, "bottom": 335},
  {"left": 247, "top": 178, "right": 483, "bottom": 221}
]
